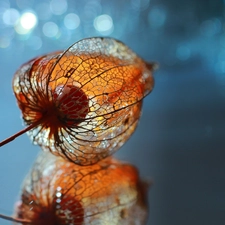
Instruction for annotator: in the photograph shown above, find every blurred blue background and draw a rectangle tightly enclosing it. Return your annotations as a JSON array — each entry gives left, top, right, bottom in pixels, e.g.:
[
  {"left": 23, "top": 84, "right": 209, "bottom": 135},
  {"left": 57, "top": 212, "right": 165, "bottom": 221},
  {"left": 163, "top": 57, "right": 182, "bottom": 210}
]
[{"left": 0, "top": 0, "right": 225, "bottom": 224}]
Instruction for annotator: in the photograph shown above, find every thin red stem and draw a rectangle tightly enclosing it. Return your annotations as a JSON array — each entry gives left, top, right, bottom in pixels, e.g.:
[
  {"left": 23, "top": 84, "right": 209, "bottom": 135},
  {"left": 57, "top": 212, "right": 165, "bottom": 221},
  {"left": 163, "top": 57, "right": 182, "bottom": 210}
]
[
  {"left": 0, "top": 119, "right": 42, "bottom": 147},
  {"left": 0, "top": 213, "right": 32, "bottom": 224}
]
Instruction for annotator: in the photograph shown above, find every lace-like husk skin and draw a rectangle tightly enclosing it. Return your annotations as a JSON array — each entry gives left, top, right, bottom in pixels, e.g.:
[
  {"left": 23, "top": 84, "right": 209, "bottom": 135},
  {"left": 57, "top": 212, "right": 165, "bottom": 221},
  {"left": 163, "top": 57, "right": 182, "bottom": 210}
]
[{"left": 13, "top": 37, "right": 155, "bottom": 165}]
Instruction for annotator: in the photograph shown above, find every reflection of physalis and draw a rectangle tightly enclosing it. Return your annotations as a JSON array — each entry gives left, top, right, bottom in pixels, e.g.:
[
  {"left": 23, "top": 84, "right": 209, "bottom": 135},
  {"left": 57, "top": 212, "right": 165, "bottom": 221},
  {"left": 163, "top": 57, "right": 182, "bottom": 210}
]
[{"left": 13, "top": 151, "right": 150, "bottom": 225}]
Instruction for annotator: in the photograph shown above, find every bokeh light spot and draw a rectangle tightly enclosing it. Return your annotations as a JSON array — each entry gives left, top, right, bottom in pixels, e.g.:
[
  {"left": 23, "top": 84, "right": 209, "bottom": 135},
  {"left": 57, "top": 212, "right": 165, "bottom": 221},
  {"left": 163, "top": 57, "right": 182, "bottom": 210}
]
[
  {"left": 3, "top": 8, "right": 20, "bottom": 26},
  {"left": 200, "top": 18, "right": 222, "bottom": 37},
  {"left": 43, "top": 22, "right": 59, "bottom": 38},
  {"left": 50, "top": 0, "right": 68, "bottom": 15},
  {"left": 94, "top": 14, "right": 113, "bottom": 35},
  {"left": 14, "top": 11, "right": 37, "bottom": 35},
  {"left": 148, "top": 6, "right": 166, "bottom": 28},
  {"left": 20, "top": 12, "right": 38, "bottom": 30},
  {"left": 215, "top": 61, "right": 225, "bottom": 74},
  {"left": 131, "top": 0, "right": 150, "bottom": 11},
  {"left": 64, "top": 13, "right": 80, "bottom": 30}
]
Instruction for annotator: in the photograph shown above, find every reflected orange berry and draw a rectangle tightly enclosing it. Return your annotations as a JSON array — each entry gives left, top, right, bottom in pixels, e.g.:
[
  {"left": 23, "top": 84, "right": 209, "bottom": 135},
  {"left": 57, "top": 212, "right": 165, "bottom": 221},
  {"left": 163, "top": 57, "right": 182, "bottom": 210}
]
[
  {"left": 14, "top": 152, "right": 150, "bottom": 225},
  {"left": 4, "top": 37, "right": 156, "bottom": 165}
]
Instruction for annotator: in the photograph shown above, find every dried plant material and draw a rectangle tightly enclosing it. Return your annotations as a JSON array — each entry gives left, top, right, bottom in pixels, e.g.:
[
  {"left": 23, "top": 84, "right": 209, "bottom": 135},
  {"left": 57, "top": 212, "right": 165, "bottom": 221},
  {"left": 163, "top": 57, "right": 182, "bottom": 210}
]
[{"left": 7, "top": 37, "right": 155, "bottom": 165}]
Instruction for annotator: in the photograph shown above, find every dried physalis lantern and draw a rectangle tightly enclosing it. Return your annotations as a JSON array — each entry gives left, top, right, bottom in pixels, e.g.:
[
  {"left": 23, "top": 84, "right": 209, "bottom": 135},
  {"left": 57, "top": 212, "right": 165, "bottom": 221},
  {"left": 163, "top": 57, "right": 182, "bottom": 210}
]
[
  {"left": 9, "top": 151, "right": 150, "bottom": 225},
  {"left": 0, "top": 37, "right": 156, "bottom": 165}
]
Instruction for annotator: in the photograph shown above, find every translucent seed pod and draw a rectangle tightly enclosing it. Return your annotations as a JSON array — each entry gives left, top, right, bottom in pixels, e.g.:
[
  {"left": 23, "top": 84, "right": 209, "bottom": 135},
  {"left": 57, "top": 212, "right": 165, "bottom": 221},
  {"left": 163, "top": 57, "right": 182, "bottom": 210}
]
[{"left": 6, "top": 37, "right": 156, "bottom": 165}]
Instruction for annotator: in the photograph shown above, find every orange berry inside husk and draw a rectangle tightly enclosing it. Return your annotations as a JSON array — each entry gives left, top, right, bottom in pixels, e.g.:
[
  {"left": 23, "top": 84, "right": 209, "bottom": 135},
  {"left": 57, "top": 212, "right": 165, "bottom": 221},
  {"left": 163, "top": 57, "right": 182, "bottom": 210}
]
[{"left": 53, "top": 84, "right": 89, "bottom": 126}]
